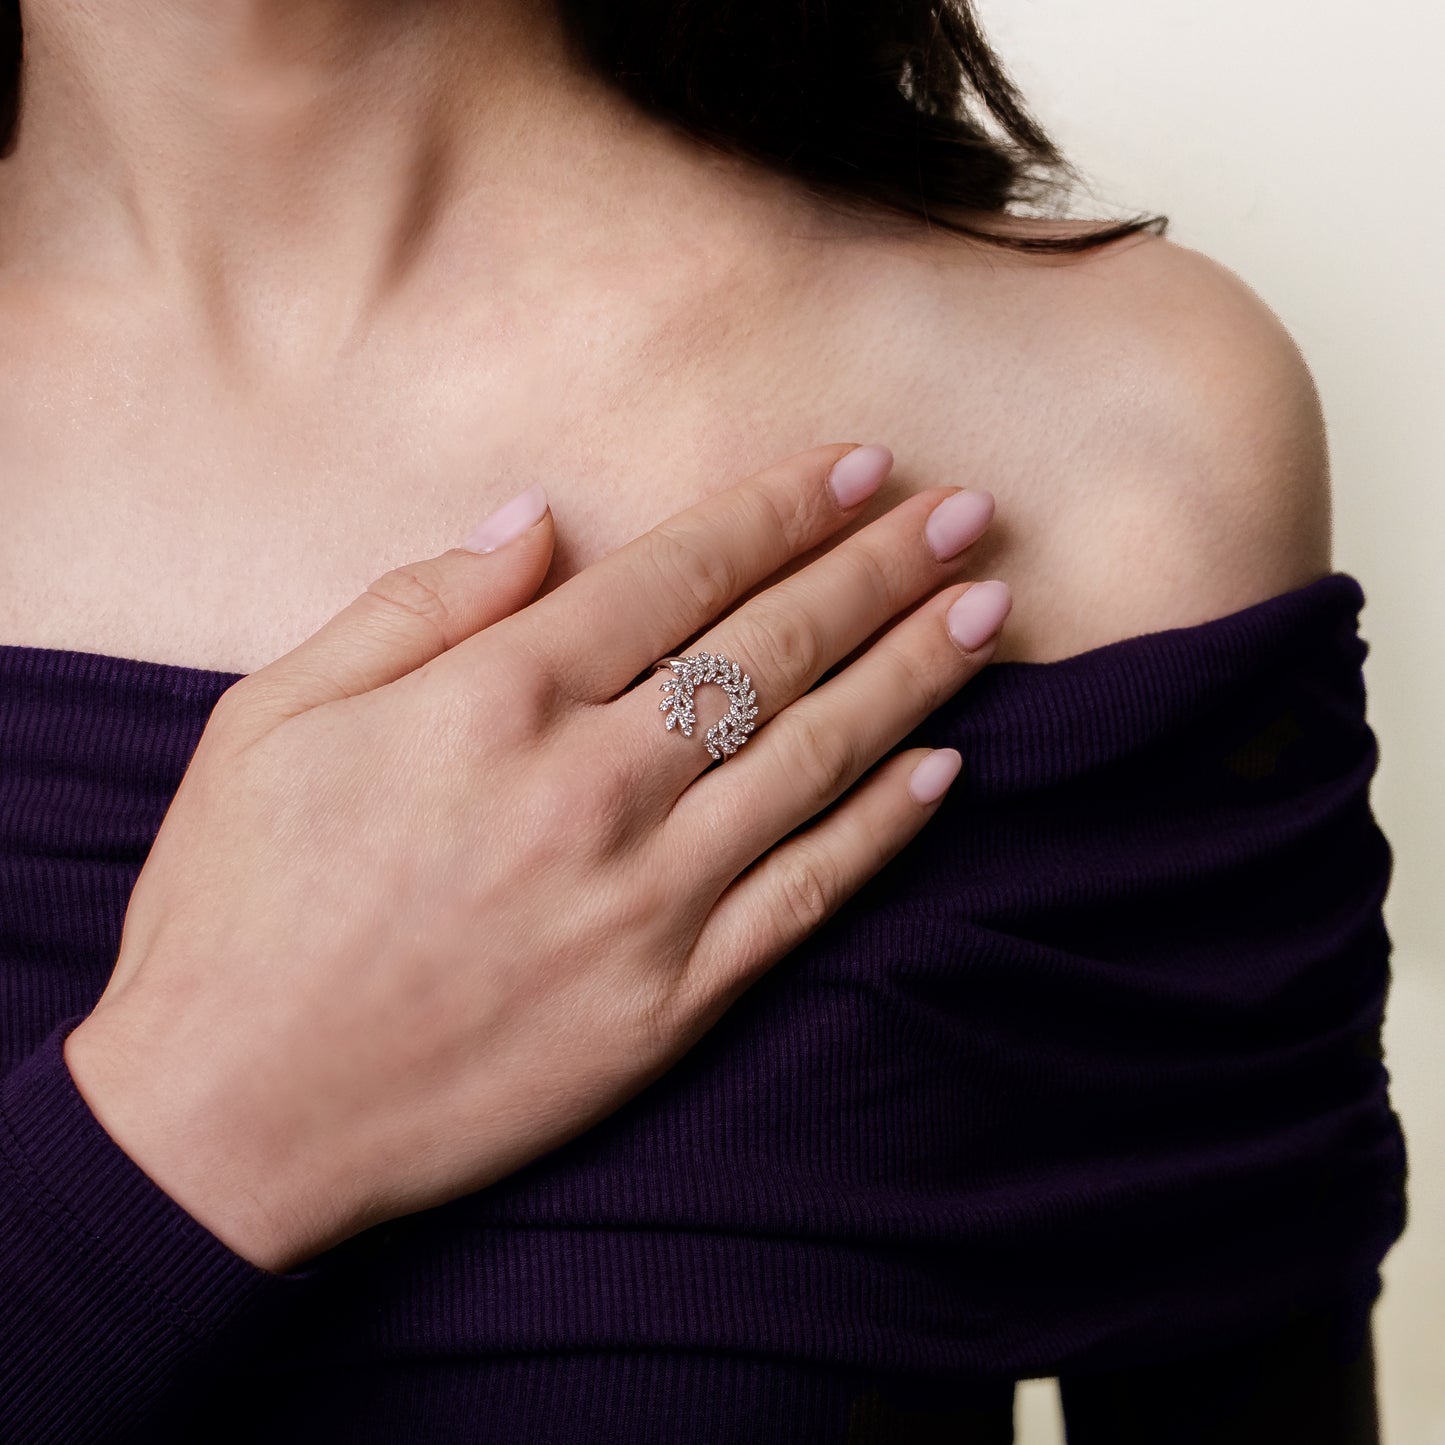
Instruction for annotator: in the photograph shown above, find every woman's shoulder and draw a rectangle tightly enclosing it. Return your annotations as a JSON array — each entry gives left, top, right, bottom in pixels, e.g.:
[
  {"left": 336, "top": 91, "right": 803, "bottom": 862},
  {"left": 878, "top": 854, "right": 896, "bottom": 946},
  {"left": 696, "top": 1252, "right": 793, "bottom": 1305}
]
[{"left": 861, "top": 222, "right": 1334, "bottom": 664}]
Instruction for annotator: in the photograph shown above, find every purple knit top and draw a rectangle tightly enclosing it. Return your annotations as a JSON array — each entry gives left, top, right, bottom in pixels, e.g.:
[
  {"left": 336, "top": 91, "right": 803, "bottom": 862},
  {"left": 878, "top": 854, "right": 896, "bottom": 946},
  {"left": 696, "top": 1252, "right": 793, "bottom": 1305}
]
[{"left": 0, "top": 572, "right": 1409, "bottom": 1441}]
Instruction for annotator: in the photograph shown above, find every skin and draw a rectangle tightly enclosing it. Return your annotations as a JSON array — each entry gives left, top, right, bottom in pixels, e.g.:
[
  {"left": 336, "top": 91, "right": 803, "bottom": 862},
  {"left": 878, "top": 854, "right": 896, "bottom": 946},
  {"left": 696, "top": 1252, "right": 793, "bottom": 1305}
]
[
  {"left": 0, "top": 3, "right": 1332, "bottom": 1268},
  {"left": 0, "top": 0, "right": 1330, "bottom": 676},
  {"left": 61, "top": 442, "right": 1009, "bottom": 1272}
]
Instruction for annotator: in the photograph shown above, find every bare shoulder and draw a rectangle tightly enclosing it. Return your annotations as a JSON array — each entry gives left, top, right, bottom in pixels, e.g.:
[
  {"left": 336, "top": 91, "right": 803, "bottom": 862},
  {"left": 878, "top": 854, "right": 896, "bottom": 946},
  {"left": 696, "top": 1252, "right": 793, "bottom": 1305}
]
[{"left": 892, "top": 226, "right": 1333, "bottom": 662}]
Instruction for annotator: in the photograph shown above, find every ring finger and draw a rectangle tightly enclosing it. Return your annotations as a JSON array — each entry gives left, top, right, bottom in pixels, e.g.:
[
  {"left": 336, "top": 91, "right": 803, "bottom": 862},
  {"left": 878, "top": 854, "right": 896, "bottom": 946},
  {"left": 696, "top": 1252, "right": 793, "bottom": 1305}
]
[
  {"left": 676, "top": 575, "right": 1012, "bottom": 870},
  {"left": 608, "top": 482, "right": 996, "bottom": 796}
]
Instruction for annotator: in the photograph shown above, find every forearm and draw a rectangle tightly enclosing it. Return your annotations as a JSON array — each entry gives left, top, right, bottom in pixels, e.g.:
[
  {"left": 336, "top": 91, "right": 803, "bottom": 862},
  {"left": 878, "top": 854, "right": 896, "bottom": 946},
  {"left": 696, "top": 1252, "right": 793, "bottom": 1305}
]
[{"left": 0, "top": 1016, "right": 316, "bottom": 1444}]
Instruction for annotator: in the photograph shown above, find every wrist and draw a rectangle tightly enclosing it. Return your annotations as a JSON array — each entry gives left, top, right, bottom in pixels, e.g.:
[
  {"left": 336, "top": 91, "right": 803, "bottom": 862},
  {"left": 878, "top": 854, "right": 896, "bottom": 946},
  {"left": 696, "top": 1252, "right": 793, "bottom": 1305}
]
[{"left": 63, "top": 1005, "right": 328, "bottom": 1273}]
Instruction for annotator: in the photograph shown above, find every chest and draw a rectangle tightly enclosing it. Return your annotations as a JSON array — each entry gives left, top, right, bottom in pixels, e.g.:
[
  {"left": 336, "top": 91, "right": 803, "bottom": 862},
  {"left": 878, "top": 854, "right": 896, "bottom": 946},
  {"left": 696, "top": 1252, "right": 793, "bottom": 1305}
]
[
  {"left": 0, "top": 241, "right": 1118, "bottom": 673},
  {"left": 0, "top": 309, "right": 1038, "bottom": 674}
]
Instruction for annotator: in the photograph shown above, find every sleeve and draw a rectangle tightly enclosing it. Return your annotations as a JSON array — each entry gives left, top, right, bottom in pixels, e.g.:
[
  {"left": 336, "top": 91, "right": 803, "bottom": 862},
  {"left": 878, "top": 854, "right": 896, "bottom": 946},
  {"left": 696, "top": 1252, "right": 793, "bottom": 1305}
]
[
  {"left": 895, "top": 572, "right": 1410, "bottom": 1354},
  {"left": 0, "top": 1014, "right": 323, "bottom": 1444}
]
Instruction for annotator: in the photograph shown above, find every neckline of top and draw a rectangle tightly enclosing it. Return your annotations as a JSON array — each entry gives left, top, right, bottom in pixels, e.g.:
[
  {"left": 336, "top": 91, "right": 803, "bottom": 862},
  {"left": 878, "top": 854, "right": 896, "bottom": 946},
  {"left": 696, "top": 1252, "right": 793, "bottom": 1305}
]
[{"left": 0, "top": 571, "right": 1365, "bottom": 697}]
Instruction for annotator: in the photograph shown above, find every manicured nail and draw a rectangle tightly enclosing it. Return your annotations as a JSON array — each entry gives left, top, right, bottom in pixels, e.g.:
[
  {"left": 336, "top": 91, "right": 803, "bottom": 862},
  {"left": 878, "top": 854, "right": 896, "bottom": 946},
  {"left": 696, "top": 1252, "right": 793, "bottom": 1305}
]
[
  {"left": 827, "top": 444, "right": 893, "bottom": 509},
  {"left": 946, "top": 580, "right": 1012, "bottom": 651},
  {"left": 908, "top": 748, "right": 963, "bottom": 805},
  {"left": 925, "top": 489, "right": 995, "bottom": 561},
  {"left": 461, "top": 483, "right": 549, "bottom": 553}
]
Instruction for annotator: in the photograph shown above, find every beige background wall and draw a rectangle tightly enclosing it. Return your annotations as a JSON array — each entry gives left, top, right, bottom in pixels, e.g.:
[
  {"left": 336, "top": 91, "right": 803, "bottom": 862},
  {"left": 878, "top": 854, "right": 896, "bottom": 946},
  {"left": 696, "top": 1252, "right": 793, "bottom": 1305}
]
[{"left": 967, "top": 0, "right": 1445, "bottom": 1439}]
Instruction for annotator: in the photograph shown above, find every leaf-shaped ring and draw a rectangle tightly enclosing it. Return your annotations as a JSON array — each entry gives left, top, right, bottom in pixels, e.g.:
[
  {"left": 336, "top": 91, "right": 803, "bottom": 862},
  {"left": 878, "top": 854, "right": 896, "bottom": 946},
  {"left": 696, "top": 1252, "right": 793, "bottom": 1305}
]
[{"left": 652, "top": 651, "right": 760, "bottom": 762}]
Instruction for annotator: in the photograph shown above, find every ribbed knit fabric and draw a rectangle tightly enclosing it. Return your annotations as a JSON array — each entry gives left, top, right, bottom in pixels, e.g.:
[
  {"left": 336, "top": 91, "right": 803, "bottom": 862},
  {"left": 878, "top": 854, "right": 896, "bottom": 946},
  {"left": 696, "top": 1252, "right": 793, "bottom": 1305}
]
[{"left": 0, "top": 572, "right": 1409, "bottom": 1443}]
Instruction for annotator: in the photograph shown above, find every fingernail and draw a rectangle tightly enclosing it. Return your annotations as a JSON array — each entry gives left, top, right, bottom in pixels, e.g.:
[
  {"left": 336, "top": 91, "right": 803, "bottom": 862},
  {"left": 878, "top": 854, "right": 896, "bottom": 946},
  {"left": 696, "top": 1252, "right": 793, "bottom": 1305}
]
[
  {"left": 946, "top": 580, "right": 1012, "bottom": 651},
  {"left": 925, "top": 489, "right": 995, "bottom": 561},
  {"left": 908, "top": 748, "right": 963, "bottom": 805},
  {"left": 461, "top": 483, "right": 549, "bottom": 553},
  {"left": 827, "top": 444, "right": 893, "bottom": 509}
]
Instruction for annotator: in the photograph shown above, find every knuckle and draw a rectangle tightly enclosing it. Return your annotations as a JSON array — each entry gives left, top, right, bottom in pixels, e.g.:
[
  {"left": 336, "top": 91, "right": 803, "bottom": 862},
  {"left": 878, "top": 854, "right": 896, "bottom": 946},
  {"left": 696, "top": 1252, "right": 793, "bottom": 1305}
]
[
  {"left": 780, "top": 708, "right": 857, "bottom": 802},
  {"left": 522, "top": 758, "right": 606, "bottom": 848},
  {"left": 846, "top": 539, "right": 907, "bottom": 612},
  {"left": 753, "top": 475, "right": 816, "bottom": 554},
  {"left": 731, "top": 596, "right": 824, "bottom": 687},
  {"left": 499, "top": 669, "right": 558, "bottom": 744},
  {"left": 449, "top": 639, "right": 559, "bottom": 747},
  {"left": 612, "top": 867, "right": 676, "bottom": 948},
  {"left": 777, "top": 844, "right": 841, "bottom": 936},
  {"left": 365, "top": 564, "right": 456, "bottom": 648},
  {"left": 645, "top": 524, "right": 736, "bottom": 619},
  {"left": 586, "top": 769, "right": 644, "bottom": 856},
  {"left": 518, "top": 746, "right": 636, "bottom": 861},
  {"left": 883, "top": 639, "right": 950, "bottom": 718}
]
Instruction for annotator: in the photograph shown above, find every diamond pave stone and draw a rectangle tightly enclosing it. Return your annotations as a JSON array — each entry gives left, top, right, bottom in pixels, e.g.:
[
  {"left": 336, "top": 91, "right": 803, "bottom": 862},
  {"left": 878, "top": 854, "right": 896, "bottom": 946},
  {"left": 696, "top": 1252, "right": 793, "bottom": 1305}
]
[{"left": 656, "top": 651, "right": 760, "bottom": 761}]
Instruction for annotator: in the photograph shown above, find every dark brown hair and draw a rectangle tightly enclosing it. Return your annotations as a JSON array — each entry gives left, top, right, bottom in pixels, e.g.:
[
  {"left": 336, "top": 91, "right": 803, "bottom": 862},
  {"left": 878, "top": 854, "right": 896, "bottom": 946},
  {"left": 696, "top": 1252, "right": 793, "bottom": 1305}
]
[{"left": 0, "top": 0, "right": 1161, "bottom": 253}]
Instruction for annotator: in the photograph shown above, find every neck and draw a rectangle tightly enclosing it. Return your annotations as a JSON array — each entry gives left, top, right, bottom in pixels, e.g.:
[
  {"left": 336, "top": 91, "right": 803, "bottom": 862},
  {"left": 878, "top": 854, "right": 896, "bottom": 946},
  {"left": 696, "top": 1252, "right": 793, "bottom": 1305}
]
[{"left": 0, "top": 1, "right": 803, "bottom": 362}]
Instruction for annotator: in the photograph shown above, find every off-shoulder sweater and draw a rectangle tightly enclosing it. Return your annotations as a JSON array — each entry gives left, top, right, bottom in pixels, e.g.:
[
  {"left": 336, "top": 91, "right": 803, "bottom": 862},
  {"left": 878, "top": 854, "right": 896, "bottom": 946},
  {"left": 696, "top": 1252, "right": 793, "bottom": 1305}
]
[{"left": 0, "top": 572, "right": 1409, "bottom": 1441}]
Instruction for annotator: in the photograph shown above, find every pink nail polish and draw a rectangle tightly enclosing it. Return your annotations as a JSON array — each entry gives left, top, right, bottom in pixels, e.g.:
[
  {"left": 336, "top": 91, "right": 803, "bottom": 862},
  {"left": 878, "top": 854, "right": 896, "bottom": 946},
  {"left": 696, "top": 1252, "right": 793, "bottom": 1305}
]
[
  {"left": 462, "top": 483, "right": 549, "bottom": 553},
  {"left": 908, "top": 748, "right": 963, "bottom": 805},
  {"left": 827, "top": 444, "right": 893, "bottom": 509},
  {"left": 925, "top": 490, "right": 995, "bottom": 562},
  {"left": 946, "top": 580, "right": 1012, "bottom": 652}
]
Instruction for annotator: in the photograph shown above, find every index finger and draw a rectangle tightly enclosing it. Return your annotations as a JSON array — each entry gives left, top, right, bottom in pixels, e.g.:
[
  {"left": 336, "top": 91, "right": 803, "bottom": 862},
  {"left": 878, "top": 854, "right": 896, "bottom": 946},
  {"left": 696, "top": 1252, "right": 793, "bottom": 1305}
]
[{"left": 475, "top": 441, "right": 895, "bottom": 702}]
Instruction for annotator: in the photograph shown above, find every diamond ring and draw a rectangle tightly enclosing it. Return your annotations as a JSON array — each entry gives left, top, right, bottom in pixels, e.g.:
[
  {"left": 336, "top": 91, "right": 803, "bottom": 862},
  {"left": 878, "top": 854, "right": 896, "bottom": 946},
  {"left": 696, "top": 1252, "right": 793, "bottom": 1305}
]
[{"left": 653, "top": 651, "right": 760, "bottom": 761}]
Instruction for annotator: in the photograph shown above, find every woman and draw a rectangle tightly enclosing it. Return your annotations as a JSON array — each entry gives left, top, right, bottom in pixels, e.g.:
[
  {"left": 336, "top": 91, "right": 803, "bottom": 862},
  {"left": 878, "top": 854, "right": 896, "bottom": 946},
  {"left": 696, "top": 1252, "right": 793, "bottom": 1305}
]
[{"left": 0, "top": 1, "right": 1406, "bottom": 1442}]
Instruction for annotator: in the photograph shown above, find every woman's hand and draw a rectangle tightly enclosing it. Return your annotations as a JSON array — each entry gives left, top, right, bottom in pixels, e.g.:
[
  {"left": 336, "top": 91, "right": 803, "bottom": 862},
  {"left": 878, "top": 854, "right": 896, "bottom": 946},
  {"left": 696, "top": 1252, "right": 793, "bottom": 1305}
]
[{"left": 63, "top": 442, "right": 1008, "bottom": 1274}]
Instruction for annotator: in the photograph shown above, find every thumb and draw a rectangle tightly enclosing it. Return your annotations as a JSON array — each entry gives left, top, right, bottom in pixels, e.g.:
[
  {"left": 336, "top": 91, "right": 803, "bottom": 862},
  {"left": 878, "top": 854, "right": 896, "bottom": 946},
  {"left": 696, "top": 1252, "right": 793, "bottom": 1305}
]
[{"left": 236, "top": 484, "right": 554, "bottom": 726}]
